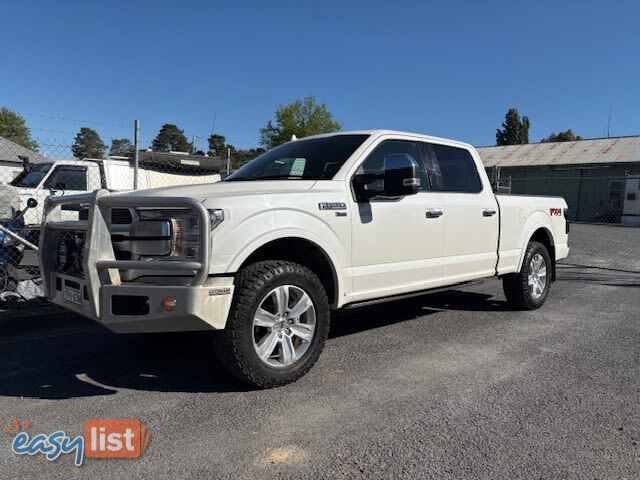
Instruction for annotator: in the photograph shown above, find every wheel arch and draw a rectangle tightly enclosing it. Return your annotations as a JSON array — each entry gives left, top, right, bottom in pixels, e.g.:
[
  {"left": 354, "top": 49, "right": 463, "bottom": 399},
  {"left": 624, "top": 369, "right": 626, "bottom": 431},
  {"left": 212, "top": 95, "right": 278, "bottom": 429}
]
[
  {"left": 235, "top": 236, "right": 341, "bottom": 308},
  {"left": 519, "top": 226, "right": 557, "bottom": 281}
]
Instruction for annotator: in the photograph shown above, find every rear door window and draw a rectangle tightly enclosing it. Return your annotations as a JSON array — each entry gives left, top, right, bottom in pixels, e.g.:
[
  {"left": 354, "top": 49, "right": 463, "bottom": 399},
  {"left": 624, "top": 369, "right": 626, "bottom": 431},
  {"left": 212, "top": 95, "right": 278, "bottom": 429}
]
[{"left": 418, "top": 143, "right": 482, "bottom": 193}]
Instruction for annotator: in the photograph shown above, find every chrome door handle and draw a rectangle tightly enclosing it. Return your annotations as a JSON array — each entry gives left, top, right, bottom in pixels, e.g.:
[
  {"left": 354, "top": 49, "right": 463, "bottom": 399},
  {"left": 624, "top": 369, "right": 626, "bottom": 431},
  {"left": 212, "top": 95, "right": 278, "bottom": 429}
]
[
  {"left": 426, "top": 208, "right": 443, "bottom": 219},
  {"left": 483, "top": 209, "right": 497, "bottom": 217}
]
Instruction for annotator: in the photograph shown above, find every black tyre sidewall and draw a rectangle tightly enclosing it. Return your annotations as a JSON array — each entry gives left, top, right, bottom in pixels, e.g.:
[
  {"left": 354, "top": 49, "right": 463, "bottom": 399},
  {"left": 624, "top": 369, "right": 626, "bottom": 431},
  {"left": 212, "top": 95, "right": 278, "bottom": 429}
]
[
  {"left": 223, "top": 261, "right": 330, "bottom": 386},
  {"left": 520, "top": 242, "right": 552, "bottom": 308}
]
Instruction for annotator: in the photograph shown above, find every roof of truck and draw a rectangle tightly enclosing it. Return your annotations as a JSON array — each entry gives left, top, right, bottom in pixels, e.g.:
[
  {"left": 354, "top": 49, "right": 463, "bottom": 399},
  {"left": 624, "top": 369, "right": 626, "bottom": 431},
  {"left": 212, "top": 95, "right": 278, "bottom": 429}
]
[{"left": 299, "top": 129, "right": 474, "bottom": 149}]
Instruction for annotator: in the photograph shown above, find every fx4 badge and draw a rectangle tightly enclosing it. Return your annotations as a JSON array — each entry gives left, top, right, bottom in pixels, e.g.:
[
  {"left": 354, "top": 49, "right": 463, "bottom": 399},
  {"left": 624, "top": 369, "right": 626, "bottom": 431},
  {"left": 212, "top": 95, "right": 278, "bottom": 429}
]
[{"left": 549, "top": 208, "right": 562, "bottom": 216}]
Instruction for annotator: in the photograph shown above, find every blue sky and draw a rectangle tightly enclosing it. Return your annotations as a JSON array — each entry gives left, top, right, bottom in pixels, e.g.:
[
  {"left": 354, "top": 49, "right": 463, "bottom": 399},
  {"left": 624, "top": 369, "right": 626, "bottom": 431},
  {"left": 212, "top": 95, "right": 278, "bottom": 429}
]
[{"left": 2, "top": 0, "right": 639, "bottom": 154}]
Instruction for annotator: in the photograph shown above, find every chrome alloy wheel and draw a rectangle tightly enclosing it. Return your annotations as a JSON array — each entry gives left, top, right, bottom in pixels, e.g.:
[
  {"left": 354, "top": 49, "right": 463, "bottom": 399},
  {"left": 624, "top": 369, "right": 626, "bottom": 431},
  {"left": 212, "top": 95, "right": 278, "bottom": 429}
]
[
  {"left": 252, "top": 285, "right": 317, "bottom": 368},
  {"left": 528, "top": 253, "right": 548, "bottom": 300}
]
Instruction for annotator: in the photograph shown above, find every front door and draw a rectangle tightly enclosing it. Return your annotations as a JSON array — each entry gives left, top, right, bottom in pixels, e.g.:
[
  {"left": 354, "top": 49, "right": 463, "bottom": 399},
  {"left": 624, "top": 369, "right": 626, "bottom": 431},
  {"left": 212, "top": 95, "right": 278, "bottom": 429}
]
[{"left": 349, "top": 139, "right": 446, "bottom": 302}]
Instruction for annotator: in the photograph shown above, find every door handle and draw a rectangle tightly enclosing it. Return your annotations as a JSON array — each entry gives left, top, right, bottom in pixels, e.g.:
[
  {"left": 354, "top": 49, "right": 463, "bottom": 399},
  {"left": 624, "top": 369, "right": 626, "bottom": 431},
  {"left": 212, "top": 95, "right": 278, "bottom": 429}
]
[
  {"left": 483, "top": 209, "right": 497, "bottom": 217},
  {"left": 426, "top": 208, "right": 443, "bottom": 219}
]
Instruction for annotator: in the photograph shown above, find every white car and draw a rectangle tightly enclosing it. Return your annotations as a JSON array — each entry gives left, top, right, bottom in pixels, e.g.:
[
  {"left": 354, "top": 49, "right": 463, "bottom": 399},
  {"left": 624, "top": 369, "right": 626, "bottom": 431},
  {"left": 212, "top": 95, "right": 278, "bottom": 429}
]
[{"left": 39, "top": 130, "right": 569, "bottom": 387}]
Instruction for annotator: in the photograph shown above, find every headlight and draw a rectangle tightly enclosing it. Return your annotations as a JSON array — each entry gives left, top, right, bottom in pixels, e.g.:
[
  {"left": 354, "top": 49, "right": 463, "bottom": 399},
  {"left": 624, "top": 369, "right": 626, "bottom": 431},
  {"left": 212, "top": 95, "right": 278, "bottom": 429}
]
[{"left": 136, "top": 208, "right": 224, "bottom": 260}]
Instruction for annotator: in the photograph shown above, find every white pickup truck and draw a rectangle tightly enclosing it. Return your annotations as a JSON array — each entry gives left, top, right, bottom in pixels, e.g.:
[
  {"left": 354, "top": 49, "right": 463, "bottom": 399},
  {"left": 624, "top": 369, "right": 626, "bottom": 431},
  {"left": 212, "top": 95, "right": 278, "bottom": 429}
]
[{"left": 39, "top": 130, "right": 569, "bottom": 387}]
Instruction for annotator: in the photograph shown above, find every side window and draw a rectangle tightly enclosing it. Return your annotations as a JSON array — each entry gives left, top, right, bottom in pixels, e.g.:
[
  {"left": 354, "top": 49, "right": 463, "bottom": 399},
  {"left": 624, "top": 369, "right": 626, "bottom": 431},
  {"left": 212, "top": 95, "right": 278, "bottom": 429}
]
[
  {"left": 44, "top": 166, "right": 87, "bottom": 191},
  {"left": 356, "top": 140, "right": 428, "bottom": 191},
  {"left": 419, "top": 143, "right": 482, "bottom": 193}
]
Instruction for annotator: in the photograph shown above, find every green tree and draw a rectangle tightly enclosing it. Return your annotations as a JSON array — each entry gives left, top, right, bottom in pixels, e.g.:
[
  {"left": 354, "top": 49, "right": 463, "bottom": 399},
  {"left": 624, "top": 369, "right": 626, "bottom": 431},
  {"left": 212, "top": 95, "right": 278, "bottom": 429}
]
[
  {"left": 232, "top": 147, "right": 265, "bottom": 169},
  {"left": 0, "top": 107, "right": 38, "bottom": 151},
  {"left": 207, "top": 133, "right": 228, "bottom": 157},
  {"left": 71, "top": 127, "right": 106, "bottom": 159},
  {"left": 259, "top": 96, "right": 342, "bottom": 149},
  {"left": 151, "top": 124, "right": 192, "bottom": 152},
  {"left": 496, "top": 108, "right": 530, "bottom": 146},
  {"left": 109, "top": 138, "right": 135, "bottom": 157},
  {"left": 540, "top": 129, "right": 582, "bottom": 143}
]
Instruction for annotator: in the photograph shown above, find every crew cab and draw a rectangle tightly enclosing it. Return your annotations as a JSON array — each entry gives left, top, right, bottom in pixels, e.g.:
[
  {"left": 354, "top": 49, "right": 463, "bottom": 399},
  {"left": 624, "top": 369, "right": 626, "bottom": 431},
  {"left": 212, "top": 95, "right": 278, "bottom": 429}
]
[{"left": 39, "top": 130, "right": 569, "bottom": 387}]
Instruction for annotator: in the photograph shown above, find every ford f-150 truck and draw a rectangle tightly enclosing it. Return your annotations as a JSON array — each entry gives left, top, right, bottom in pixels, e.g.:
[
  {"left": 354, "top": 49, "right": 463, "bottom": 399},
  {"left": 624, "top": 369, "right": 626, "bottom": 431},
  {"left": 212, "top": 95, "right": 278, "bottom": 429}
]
[{"left": 39, "top": 130, "right": 569, "bottom": 387}]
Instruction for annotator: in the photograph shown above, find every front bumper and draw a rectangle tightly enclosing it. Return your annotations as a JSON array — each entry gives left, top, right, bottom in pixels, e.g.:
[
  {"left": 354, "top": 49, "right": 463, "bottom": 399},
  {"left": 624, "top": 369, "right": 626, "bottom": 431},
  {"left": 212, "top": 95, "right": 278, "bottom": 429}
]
[{"left": 40, "top": 189, "right": 233, "bottom": 333}]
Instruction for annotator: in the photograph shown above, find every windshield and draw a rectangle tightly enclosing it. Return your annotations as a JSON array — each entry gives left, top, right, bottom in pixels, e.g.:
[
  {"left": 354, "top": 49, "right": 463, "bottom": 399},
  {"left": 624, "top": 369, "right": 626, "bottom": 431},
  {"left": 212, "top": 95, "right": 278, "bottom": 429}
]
[
  {"left": 226, "top": 134, "right": 369, "bottom": 182},
  {"left": 10, "top": 163, "right": 52, "bottom": 188}
]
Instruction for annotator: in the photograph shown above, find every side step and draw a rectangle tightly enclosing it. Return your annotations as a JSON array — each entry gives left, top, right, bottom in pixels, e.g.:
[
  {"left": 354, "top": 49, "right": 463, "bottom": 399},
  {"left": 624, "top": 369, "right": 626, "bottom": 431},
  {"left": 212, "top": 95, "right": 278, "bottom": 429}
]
[{"left": 342, "top": 280, "right": 486, "bottom": 310}]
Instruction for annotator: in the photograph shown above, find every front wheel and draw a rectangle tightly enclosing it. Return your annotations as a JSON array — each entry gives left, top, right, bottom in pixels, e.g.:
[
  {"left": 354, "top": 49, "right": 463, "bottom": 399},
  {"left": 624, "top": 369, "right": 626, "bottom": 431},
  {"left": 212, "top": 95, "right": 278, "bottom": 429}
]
[
  {"left": 502, "top": 241, "right": 552, "bottom": 310},
  {"left": 214, "top": 260, "right": 330, "bottom": 388}
]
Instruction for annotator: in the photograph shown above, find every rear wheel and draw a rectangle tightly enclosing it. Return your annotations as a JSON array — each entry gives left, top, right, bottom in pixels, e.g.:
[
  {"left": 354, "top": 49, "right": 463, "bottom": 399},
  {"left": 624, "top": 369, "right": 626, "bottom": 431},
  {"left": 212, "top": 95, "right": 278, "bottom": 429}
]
[
  {"left": 214, "top": 260, "right": 330, "bottom": 388},
  {"left": 503, "top": 241, "right": 551, "bottom": 310}
]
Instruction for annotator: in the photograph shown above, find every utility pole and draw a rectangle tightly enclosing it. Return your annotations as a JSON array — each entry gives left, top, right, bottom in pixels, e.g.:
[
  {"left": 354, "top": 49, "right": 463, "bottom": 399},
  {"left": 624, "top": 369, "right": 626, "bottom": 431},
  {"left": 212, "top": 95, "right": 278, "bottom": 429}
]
[
  {"left": 133, "top": 119, "right": 140, "bottom": 190},
  {"left": 227, "top": 147, "right": 231, "bottom": 175},
  {"left": 192, "top": 135, "right": 196, "bottom": 154}
]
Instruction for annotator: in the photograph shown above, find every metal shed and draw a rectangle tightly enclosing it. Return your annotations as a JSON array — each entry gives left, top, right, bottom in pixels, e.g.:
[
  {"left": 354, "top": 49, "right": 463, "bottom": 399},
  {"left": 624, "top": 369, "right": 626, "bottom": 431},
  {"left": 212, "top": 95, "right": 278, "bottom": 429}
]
[{"left": 477, "top": 136, "right": 640, "bottom": 223}]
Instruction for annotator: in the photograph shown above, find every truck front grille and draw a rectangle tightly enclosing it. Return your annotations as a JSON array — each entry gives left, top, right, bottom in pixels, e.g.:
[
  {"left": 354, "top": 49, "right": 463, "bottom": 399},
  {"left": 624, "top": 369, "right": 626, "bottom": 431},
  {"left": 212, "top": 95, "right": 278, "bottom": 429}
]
[{"left": 78, "top": 208, "right": 132, "bottom": 224}]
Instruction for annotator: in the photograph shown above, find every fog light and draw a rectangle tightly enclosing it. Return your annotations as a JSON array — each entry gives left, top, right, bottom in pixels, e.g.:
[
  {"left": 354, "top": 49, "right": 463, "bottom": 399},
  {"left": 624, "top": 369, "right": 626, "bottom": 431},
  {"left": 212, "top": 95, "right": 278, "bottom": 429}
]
[{"left": 162, "top": 296, "right": 177, "bottom": 311}]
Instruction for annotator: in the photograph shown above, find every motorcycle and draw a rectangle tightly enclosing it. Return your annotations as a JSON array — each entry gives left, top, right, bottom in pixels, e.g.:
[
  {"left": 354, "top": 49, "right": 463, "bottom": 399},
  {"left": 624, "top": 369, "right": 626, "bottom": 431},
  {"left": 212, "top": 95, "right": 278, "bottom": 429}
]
[{"left": 0, "top": 198, "right": 38, "bottom": 293}]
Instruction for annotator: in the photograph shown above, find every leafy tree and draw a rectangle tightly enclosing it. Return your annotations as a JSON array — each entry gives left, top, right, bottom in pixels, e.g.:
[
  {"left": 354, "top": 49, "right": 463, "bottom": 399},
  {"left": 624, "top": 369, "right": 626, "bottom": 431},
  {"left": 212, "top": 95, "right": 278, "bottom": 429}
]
[
  {"left": 540, "top": 129, "right": 582, "bottom": 143},
  {"left": 109, "top": 138, "right": 135, "bottom": 157},
  {"left": 71, "top": 127, "right": 106, "bottom": 159},
  {"left": 232, "top": 148, "right": 265, "bottom": 169},
  {"left": 0, "top": 107, "right": 38, "bottom": 151},
  {"left": 207, "top": 133, "right": 228, "bottom": 157},
  {"left": 151, "top": 124, "right": 192, "bottom": 152},
  {"left": 259, "top": 96, "right": 342, "bottom": 149},
  {"left": 207, "top": 132, "right": 265, "bottom": 169},
  {"left": 496, "top": 108, "right": 530, "bottom": 146}
]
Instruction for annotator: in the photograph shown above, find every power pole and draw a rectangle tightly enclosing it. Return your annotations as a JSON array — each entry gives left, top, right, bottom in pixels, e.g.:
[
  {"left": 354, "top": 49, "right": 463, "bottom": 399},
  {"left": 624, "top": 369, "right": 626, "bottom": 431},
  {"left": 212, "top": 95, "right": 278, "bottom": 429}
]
[
  {"left": 227, "top": 147, "right": 231, "bottom": 174},
  {"left": 133, "top": 119, "right": 140, "bottom": 190}
]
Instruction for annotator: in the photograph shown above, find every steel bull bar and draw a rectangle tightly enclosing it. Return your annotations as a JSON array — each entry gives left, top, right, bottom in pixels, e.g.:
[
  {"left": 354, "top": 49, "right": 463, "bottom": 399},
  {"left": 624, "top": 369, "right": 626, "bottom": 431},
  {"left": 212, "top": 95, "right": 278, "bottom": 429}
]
[{"left": 39, "top": 189, "right": 232, "bottom": 333}]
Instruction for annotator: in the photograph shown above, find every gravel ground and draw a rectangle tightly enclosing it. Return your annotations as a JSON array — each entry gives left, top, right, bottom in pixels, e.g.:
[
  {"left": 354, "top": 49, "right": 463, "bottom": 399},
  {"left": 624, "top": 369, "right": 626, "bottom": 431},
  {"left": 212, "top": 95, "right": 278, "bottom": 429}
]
[
  {"left": 564, "top": 223, "right": 640, "bottom": 272},
  {"left": 0, "top": 264, "right": 638, "bottom": 479}
]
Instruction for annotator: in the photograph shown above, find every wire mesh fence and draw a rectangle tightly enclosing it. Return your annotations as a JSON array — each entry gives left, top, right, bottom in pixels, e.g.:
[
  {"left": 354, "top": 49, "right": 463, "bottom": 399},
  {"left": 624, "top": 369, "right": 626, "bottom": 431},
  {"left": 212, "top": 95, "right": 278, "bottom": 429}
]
[
  {"left": 1, "top": 132, "right": 640, "bottom": 312},
  {"left": 498, "top": 175, "right": 640, "bottom": 272}
]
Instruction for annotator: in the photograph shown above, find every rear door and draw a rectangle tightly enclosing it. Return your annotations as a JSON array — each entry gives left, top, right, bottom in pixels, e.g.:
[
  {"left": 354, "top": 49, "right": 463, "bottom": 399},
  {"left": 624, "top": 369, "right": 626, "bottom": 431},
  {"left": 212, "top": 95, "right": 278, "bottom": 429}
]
[{"left": 418, "top": 142, "right": 499, "bottom": 282}]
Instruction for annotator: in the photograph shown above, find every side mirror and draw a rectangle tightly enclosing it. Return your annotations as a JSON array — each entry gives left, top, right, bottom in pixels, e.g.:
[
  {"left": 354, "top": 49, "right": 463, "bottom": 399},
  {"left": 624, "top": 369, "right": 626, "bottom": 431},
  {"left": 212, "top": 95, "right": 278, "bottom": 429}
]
[
  {"left": 381, "top": 153, "right": 421, "bottom": 197},
  {"left": 26, "top": 198, "right": 38, "bottom": 209}
]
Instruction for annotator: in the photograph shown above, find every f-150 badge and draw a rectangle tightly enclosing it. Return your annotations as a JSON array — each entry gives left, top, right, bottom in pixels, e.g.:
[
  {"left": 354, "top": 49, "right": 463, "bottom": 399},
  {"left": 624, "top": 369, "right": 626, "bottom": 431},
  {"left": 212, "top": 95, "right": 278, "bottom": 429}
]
[{"left": 318, "top": 202, "right": 347, "bottom": 211}]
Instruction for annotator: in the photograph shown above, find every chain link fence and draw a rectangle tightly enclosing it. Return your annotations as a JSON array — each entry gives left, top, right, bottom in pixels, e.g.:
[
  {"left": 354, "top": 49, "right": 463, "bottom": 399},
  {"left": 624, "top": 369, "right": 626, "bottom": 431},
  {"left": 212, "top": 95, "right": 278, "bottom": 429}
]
[
  {"left": 498, "top": 175, "right": 640, "bottom": 273},
  {"left": 1, "top": 131, "right": 639, "bottom": 312}
]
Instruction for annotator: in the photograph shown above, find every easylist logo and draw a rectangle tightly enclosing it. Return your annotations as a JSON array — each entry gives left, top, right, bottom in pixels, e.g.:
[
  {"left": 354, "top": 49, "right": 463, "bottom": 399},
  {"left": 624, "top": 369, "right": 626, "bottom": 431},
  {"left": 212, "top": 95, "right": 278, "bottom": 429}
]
[{"left": 7, "top": 418, "right": 151, "bottom": 466}]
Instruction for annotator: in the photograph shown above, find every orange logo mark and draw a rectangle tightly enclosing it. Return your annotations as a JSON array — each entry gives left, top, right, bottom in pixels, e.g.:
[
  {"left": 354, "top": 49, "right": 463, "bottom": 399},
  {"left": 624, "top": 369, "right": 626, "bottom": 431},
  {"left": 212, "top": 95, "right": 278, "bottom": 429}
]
[
  {"left": 84, "top": 419, "right": 151, "bottom": 458},
  {"left": 4, "top": 419, "right": 30, "bottom": 436}
]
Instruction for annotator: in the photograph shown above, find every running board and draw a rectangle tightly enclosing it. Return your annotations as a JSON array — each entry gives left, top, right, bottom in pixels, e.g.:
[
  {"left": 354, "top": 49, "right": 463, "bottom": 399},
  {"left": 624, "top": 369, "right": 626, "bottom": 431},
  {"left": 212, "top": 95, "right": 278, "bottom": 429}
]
[{"left": 342, "top": 280, "right": 485, "bottom": 310}]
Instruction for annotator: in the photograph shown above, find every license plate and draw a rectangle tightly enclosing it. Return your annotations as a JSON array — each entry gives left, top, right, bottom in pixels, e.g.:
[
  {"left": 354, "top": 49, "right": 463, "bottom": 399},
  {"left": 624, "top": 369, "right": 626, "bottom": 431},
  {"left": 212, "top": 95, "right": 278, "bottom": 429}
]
[{"left": 62, "top": 286, "right": 82, "bottom": 306}]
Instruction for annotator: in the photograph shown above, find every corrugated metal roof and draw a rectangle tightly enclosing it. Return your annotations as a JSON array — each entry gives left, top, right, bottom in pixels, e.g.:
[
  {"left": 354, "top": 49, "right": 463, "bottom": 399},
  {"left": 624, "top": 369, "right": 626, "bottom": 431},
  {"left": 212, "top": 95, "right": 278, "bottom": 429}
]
[
  {"left": 0, "top": 136, "right": 48, "bottom": 164},
  {"left": 477, "top": 135, "right": 640, "bottom": 167}
]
